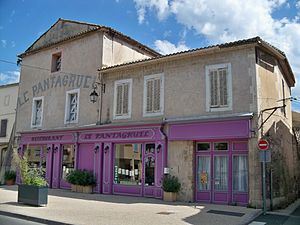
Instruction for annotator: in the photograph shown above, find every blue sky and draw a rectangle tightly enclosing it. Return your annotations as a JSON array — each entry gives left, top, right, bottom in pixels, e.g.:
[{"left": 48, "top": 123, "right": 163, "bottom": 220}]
[{"left": 0, "top": 0, "right": 300, "bottom": 111}]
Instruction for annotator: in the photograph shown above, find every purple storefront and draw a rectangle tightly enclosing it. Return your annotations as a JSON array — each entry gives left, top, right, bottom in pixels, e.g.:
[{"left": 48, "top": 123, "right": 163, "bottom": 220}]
[
  {"left": 168, "top": 116, "right": 251, "bottom": 206},
  {"left": 18, "top": 124, "right": 166, "bottom": 199}
]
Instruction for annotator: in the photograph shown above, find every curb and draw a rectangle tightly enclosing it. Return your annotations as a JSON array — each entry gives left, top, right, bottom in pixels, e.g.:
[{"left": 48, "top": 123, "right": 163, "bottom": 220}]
[{"left": 0, "top": 210, "right": 72, "bottom": 225}]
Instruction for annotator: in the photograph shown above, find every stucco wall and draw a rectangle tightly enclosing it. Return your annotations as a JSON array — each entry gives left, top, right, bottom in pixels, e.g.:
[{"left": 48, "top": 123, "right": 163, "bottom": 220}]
[
  {"left": 0, "top": 84, "right": 18, "bottom": 143},
  {"left": 102, "top": 47, "right": 257, "bottom": 123},
  {"left": 168, "top": 141, "right": 194, "bottom": 202},
  {"left": 102, "top": 34, "right": 151, "bottom": 67},
  {"left": 16, "top": 32, "right": 103, "bottom": 134}
]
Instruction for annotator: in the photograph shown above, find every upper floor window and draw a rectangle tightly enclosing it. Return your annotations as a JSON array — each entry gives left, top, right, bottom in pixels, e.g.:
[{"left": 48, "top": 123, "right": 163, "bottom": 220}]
[
  {"left": 143, "top": 73, "right": 164, "bottom": 117},
  {"left": 206, "top": 63, "right": 232, "bottom": 112},
  {"left": 113, "top": 79, "right": 132, "bottom": 120},
  {"left": 4, "top": 95, "right": 10, "bottom": 106},
  {"left": 0, "top": 119, "right": 8, "bottom": 137},
  {"left": 65, "top": 89, "right": 79, "bottom": 124},
  {"left": 31, "top": 96, "right": 44, "bottom": 127},
  {"left": 51, "top": 52, "right": 62, "bottom": 73}
]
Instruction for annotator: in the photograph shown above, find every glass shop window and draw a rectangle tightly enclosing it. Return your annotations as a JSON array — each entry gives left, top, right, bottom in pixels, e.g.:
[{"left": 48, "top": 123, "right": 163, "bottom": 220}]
[
  {"left": 24, "top": 145, "right": 47, "bottom": 177},
  {"left": 114, "top": 144, "right": 142, "bottom": 186},
  {"left": 61, "top": 144, "right": 75, "bottom": 180},
  {"left": 214, "top": 142, "right": 228, "bottom": 151},
  {"left": 197, "top": 142, "right": 211, "bottom": 151},
  {"left": 145, "top": 144, "right": 155, "bottom": 186}
]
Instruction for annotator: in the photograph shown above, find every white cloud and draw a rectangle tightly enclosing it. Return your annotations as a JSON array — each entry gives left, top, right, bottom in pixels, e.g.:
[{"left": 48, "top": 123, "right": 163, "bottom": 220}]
[
  {"left": 1, "top": 40, "right": 7, "bottom": 48},
  {"left": 0, "top": 71, "right": 20, "bottom": 84},
  {"left": 11, "top": 41, "right": 16, "bottom": 48},
  {"left": 154, "top": 40, "right": 189, "bottom": 54},
  {"left": 134, "top": 0, "right": 170, "bottom": 23},
  {"left": 133, "top": 0, "right": 300, "bottom": 102}
]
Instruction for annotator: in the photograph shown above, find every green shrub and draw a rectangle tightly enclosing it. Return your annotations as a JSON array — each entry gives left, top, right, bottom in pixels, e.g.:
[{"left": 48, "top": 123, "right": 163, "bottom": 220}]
[
  {"left": 4, "top": 170, "right": 16, "bottom": 181},
  {"left": 19, "top": 154, "right": 47, "bottom": 187},
  {"left": 66, "top": 169, "right": 96, "bottom": 186},
  {"left": 162, "top": 175, "right": 181, "bottom": 193}
]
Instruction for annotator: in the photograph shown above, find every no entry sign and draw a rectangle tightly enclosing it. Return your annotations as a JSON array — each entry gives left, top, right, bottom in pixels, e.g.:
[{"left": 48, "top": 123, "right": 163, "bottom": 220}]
[{"left": 258, "top": 139, "right": 269, "bottom": 150}]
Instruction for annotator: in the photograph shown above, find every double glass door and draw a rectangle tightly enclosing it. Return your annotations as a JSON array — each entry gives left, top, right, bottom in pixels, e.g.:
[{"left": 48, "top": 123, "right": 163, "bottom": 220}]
[{"left": 197, "top": 155, "right": 229, "bottom": 203}]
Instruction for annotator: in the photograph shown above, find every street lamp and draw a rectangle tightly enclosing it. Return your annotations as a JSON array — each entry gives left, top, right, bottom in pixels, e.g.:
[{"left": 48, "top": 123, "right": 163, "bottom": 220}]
[{"left": 89, "top": 86, "right": 99, "bottom": 103}]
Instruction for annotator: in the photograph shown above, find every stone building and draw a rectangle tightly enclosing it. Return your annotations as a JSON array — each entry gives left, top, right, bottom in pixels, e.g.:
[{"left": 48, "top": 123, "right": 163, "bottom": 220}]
[
  {"left": 0, "top": 83, "right": 18, "bottom": 183},
  {"left": 15, "top": 19, "right": 298, "bottom": 208}
]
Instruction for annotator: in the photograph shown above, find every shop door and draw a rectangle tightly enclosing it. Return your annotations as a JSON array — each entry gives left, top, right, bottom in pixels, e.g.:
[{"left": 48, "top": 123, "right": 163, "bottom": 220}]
[
  {"left": 212, "top": 155, "right": 229, "bottom": 203},
  {"left": 143, "top": 143, "right": 156, "bottom": 197}
]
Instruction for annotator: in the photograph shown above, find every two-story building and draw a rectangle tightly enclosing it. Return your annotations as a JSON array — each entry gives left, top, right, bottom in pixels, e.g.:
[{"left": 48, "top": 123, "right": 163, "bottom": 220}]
[
  {"left": 16, "top": 19, "right": 298, "bottom": 208},
  {"left": 0, "top": 83, "right": 18, "bottom": 184}
]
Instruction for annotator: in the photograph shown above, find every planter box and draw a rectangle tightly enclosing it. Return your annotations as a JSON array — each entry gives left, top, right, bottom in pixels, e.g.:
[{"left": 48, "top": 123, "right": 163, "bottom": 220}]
[
  {"left": 163, "top": 191, "right": 177, "bottom": 202},
  {"left": 5, "top": 179, "right": 15, "bottom": 185},
  {"left": 82, "top": 185, "right": 93, "bottom": 194},
  {"left": 71, "top": 184, "right": 77, "bottom": 192},
  {"left": 18, "top": 184, "right": 48, "bottom": 206}
]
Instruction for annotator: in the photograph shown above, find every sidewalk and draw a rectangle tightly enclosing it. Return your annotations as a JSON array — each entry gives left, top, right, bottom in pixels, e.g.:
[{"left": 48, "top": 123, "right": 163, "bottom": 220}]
[
  {"left": 0, "top": 185, "right": 260, "bottom": 225},
  {"left": 249, "top": 199, "right": 300, "bottom": 225}
]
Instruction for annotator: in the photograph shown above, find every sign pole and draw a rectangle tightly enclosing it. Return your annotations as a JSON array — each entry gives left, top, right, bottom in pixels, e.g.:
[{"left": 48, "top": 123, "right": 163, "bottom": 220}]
[{"left": 262, "top": 151, "right": 266, "bottom": 215}]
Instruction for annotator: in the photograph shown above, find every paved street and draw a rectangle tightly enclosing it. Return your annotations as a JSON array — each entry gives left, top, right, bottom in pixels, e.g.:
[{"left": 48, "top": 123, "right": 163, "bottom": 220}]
[
  {"left": 249, "top": 199, "right": 300, "bottom": 225},
  {"left": 0, "top": 185, "right": 260, "bottom": 225}
]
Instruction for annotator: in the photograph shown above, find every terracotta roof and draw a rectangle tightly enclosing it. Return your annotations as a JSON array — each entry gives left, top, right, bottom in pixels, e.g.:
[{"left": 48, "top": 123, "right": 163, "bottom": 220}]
[
  {"left": 18, "top": 18, "right": 160, "bottom": 58},
  {"left": 99, "top": 36, "right": 295, "bottom": 87},
  {"left": 0, "top": 82, "right": 19, "bottom": 89}
]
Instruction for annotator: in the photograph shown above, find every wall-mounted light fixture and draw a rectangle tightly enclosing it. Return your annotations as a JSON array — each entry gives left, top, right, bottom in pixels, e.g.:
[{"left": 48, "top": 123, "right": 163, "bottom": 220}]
[
  {"left": 89, "top": 73, "right": 106, "bottom": 125},
  {"left": 104, "top": 145, "right": 110, "bottom": 154},
  {"left": 94, "top": 145, "right": 100, "bottom": 153},
  {"left": 156, "top": 144, "right": 162, "bottom": 153}
]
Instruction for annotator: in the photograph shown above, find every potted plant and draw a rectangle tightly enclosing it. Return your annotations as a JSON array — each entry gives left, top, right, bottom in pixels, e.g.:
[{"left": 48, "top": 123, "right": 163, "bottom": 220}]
[
  {"left": 17, "top": 154, "right": 48, "bottom": 206},
  {"left": 162, "top": 175, "right": 181, "bottom": 202},
  {"left": 4, "top": 170, "right": 16, "bottom": 185},
  {"left": 66, "top": 169, "right": 96, "bottom": 193}
]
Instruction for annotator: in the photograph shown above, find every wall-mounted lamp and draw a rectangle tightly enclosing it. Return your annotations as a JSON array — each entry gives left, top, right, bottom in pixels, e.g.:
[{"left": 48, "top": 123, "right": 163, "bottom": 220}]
[
  {"left": 156, "top": 144, "right": 162, "bottom": 153},
  {"left": 47, "top": 146, "right": 51, "bottom": 153},
  {"left": 94, "top": 145, "right": 100, "bottom": 153},
  {"left": 104, "top": 145, "right": 110, "bottom": 154},
  {"left": 89, "top": 77, "right": 106, "bottom": 125}
]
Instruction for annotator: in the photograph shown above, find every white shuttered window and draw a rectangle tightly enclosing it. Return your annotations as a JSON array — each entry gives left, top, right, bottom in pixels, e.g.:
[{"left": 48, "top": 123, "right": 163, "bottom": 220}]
[
  {"left": 64, "top": 89, "right": 80, "bottom": 124},
  {"left": 143, "top": 73, "right": 164, "bottom": 117},
  {"left": 31, "top": 96, "right": 44, "bottom": 127},
  {"left": 113, "top": 79, "right": 132, "bottom": 119},
  {"left": 206, "top": 63, "right": 232, "bottom": 112}
]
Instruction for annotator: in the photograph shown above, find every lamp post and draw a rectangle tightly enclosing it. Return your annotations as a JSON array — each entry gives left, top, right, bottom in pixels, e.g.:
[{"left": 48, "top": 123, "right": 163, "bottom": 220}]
[{"left": 89, "top": 79, "right": 105, "bottom": 125}]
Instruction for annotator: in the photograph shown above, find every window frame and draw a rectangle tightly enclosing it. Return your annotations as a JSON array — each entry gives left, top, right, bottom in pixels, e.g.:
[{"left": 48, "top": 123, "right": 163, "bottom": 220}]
[
  {"left": 31, "top": 96, "right": 44, "bottom": 128},
  {"left": 64, "top": 89, "right": 80, "bottom": 124},
  {"left": 51, "top": 51, "right": 62, "bottom": 73},
  {"left": 113, "top": 79, "right": 132, "bottom": 120},
  {"left": 0, "top": 119, "right": 8, "bottom": 137},
  {"left": 205, "top": 63, "right": 232, "bottom": 112},
  {"left": 143, "top": 73, "right": 164, "bottom": 117}
]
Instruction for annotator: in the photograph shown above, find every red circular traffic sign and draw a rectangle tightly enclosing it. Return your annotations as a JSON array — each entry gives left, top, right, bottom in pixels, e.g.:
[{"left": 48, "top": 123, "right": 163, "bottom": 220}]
[{"left": 258, "top": 139, "right": 269, "bottom": 150}]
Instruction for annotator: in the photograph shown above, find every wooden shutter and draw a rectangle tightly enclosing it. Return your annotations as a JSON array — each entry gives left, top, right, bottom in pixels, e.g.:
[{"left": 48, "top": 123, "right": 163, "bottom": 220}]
[
  {"left": 69, "top": 93, "right": 78, "bottom": 121},
  {"left": 116, "top": 85, "right": 123, "bottom": 115},
  {"left": 210, "top": 70, "right": 218, "bottom": 107},
  {"left": 123, "top": 83, "right": 129, "bottom": 114},
  {"left": 153, "top": 78, "right": 161, "bottom": 111},
  {"left": 35, "top": 100, "right": 42, "bottom": 125},
  {"left": 219, "top": 68, "right": 228, "bottom": 106},
  {"left": 0, "top": 119, "right": 8, "bottom": 137},
  {"left": 146, "top": 79, "right": 154, "bottom": 112}
]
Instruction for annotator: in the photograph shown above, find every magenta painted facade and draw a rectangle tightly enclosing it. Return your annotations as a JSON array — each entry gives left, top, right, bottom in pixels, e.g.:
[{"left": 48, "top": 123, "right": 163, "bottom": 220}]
[
  {"left": 19, "top": 124, "right": 166, "bottom": 199},
  {"left": 168, "top": 118, "right": 250, "bottom": 206}
]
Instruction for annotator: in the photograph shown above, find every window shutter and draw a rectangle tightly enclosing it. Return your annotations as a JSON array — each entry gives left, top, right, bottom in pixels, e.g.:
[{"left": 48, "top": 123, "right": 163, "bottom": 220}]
[
  {"left": 219, "top": 68, "right": 228, "bottom": 106},
  {"left": 35, "top": 100, "right": 42, "bottom": 125},
  {"left": 153, "top": 78, "right": 160, "bottom": 111},
  {"left": 69, "top": 93, "right": 78, "bottom": 121},
  {"left": 0, "top": 119, "right": 8, "bottom": 137},
  {"left": 210, "top": 70, "right": 218, "bottom": 107},
  {"left": 123, "top": 83, "right": 129, "bottom": 114},
  {"left": 116, "top": 85, "right": 123, "bottom": 115},
  {"left": 146, "top": 80, "right": 153, "bottom": 112}
]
